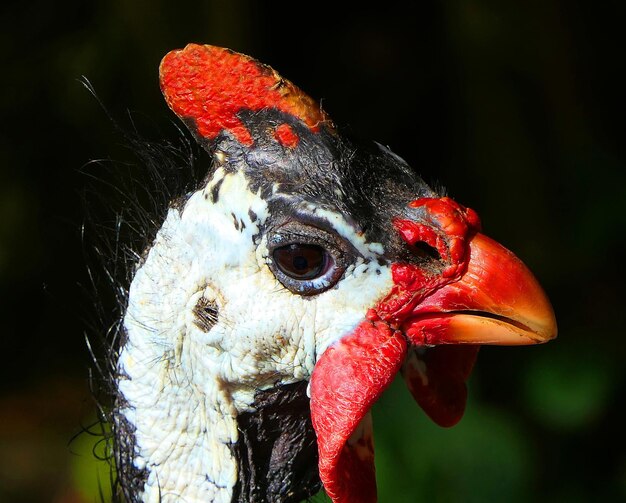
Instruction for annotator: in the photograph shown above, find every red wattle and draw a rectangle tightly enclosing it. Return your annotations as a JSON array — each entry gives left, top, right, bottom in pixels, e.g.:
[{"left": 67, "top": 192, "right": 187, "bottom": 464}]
[
  {"left": 310, "top": 320, "right": 407, "bottom": 503},
  {"left": 403, "top": 346, "right": 480, "bottom": 427}
]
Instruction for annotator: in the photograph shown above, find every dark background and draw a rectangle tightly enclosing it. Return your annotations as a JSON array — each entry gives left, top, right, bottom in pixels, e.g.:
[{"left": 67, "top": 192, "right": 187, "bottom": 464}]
[{"left": 1, "top": 1, "right": 625, "bottom": 501}]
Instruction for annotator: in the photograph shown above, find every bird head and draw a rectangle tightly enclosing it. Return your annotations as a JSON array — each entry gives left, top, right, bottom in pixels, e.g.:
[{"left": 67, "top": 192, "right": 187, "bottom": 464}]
[{"left": 115, "top": 44, "right": 557, "bottom": 503}]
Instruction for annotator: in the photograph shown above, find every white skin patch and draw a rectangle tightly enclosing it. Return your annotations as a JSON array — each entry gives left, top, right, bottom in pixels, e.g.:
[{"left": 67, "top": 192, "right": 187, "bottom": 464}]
[{"left": 118, "top": 169, "right": 393, "bottom": 502}]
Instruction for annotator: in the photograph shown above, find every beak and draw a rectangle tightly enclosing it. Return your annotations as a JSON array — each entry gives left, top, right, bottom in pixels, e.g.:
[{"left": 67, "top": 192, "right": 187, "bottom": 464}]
[
  {"left": 310, "top": 231, "right": 557, "bottom": 503},
  {"left": 402, "top": 232, "right": 557, "bottom": 346},
  {"left": 400, "top": 232, "right": 556, "bottom": 431}
]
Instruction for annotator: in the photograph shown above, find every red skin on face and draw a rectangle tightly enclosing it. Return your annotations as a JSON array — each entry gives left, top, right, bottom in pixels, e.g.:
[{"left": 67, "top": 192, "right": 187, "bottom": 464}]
[
  {"left": 311, "top": 197, "right": 483, "bottom": 502},
  {"left": 311, "top": 197, "right": 555, "bottom": 503}
]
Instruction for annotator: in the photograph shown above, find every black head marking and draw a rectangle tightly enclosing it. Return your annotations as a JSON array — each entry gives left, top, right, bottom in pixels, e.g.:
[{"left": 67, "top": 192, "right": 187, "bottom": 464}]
[
  {"left": 210, "top": 176, "right": 224, "bottom": 203},
  {"left": 207, "top": 108, "right": 438, "bottom": 259},
  {"left": 232, "top": 212, "right": 240, "bottom": 231}
]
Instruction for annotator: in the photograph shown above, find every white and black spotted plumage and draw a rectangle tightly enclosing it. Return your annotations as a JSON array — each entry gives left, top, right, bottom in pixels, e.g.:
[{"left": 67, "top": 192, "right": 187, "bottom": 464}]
[
  {"left": 115, "top": 121, "right": 424, "bottom": 502},
  {"left": 101, "top": 45, "right": 556, "bottom": 503}
]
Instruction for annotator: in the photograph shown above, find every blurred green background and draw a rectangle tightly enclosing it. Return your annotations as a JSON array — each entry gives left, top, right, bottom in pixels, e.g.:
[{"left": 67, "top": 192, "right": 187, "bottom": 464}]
[{"left": 1, "top": 0, "right": 624, "bottom": 501}]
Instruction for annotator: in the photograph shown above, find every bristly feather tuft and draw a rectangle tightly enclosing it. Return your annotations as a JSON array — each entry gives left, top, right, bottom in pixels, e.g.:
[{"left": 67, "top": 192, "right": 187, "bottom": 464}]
[{"left": 79, "top": 77, "right": 209, "bottom": 502}]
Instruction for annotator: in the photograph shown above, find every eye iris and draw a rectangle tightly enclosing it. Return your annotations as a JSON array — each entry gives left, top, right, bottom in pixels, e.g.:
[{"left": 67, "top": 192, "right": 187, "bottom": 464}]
[{"left": 274, "top": 244, "right": 327, "bottom": 280}]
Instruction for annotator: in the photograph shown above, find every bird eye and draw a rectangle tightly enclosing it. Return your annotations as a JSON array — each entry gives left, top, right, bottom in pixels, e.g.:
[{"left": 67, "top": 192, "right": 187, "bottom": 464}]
[
  {"left": 267, "top": 221, "right": 355, "bottom": 296},
  {"left": 273, "top": 244, "right": 329, "bottom": 280}
]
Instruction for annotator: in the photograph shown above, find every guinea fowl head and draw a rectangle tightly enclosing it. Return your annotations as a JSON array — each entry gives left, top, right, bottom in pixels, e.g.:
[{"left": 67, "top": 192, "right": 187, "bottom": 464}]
[{"left": 115, "top": 44, "right": 557, "bottom": 503}]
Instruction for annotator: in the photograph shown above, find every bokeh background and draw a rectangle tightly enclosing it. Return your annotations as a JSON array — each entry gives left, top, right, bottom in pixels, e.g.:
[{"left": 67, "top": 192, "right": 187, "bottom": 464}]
[{"left": 1, "top": 1, "right": 625, "bottom": 501}]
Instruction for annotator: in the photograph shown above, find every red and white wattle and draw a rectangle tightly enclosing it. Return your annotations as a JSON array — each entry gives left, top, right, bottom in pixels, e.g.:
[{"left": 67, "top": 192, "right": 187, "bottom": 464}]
[{"left": 309, "top": 197, "right": 556, "bottom": 503}]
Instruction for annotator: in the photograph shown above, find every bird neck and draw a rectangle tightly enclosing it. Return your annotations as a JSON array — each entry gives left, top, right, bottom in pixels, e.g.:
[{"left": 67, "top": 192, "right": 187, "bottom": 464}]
[
  {"left": 117, "top": 326, "right": 241, "bottom": 502},
  {"left": 230, "top": 382, "right": 321, "bottom": 502}
]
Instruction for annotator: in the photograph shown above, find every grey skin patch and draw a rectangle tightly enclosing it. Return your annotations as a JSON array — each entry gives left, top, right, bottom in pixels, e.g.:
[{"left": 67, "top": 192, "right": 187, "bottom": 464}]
[{"left": 193, "top": 297, "right": 219, "bottom": 332}]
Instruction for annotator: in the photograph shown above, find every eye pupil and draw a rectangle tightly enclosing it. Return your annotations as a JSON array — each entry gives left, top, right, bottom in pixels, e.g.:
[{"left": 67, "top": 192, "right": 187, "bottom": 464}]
[
  {"left": 293, "top": 255, "right": 308, "bottom": 271},
  {"left": 274, "top": 244, "right": 327, "bottom": 280}
]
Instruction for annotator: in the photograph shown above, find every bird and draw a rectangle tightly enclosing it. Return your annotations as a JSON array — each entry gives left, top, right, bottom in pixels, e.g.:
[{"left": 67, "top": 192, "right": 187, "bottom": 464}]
[{"left": 111, "top": 44, "right": 557, "bottom": 503}]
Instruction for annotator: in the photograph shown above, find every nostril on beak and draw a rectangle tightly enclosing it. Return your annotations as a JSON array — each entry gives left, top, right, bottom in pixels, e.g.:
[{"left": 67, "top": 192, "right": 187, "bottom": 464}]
[{"left": 409, "top": 241, "right": 441, "bottom": 262}]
